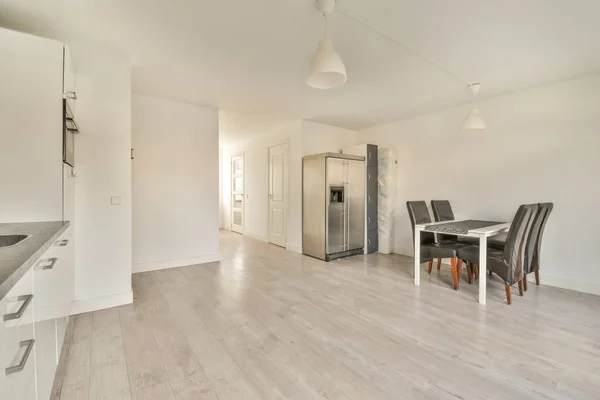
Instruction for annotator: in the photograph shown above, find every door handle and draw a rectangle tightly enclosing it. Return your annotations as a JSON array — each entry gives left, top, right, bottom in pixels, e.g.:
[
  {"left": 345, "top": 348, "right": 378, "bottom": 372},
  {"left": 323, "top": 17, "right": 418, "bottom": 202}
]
[
  {"left": 3, "top": 294, "right": 33, "bottom": 322},
  {"left": 5, "top": 339, "right": 35, "bottom": 375}
]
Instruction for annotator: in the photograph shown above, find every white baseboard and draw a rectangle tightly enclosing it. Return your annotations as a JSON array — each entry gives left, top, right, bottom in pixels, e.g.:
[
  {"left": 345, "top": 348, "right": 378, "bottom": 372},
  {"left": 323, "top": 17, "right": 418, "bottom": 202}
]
[
  {"left": 132, "top": 254, "right": 220, "bottom": 273},
  {"left": 536, "top": 273, "right": 600, "bottom": 296},
  {"left": 71, "top": 290, "right": 133, "bottom": 315},
  {"left": 244, "top": 232, "right": 269, "bottom": 242},
  {"left": 421, "top": 258, "right": 600, "bottom": 296},
  {"left": 287, "top": 244, "right": 302, "bottom": 254}
]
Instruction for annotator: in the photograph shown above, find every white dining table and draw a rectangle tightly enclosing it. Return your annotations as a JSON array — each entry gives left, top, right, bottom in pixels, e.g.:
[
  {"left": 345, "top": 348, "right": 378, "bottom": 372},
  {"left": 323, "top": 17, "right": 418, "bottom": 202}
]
[{"left": 414, "top": 220, "right": 510, "bottom": 304}]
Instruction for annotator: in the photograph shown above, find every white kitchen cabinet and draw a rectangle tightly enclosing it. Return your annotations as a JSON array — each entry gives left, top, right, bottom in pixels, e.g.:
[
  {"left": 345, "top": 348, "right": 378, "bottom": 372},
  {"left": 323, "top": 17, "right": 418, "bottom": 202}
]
[
  {"left": 34, "top": 229, "right": 73, "bottom": 320},
  {"left": 0, "top": 27, "right": 64, "bottom": 223},
  {"left": 33, "top": 228, "right": 73, "bottom": 400},
  {"left": 0, "top": 269, "right": 36, "bottom": 400},
  {"left": 1, "top": 228, "right": 73, "bottom": 400}
]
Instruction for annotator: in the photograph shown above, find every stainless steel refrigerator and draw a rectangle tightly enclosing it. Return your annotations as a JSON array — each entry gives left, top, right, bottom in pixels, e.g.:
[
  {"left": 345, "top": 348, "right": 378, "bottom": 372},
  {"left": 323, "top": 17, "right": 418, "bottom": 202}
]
[{"left": 302, "top": 153, "right": 365, "bottom": 261}]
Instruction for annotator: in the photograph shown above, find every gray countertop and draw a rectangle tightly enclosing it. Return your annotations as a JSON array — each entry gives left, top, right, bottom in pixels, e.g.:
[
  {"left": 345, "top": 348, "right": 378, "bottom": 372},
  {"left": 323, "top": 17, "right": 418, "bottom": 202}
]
[{"left": 0, "top": 221, "right": 70, "bottom": 300}]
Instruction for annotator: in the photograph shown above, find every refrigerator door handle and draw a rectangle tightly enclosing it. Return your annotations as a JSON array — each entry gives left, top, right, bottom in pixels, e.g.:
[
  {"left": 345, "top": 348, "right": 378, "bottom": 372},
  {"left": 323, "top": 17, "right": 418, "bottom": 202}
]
[
  {"left": 345, "top": 182, "right": 349, "bottom": 250},
  {"left": 342, "top": 208, "right": 346, "bottom": 251}
]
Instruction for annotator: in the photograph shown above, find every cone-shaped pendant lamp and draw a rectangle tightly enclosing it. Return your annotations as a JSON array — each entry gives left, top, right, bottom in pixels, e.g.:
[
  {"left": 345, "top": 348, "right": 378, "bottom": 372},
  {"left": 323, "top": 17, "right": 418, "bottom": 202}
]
[
  {"left": 462, "top": 83, "right": 486, "bottom": 131},
  {"left": 308, "top": 0, "right": 347, "bottom": 89}
]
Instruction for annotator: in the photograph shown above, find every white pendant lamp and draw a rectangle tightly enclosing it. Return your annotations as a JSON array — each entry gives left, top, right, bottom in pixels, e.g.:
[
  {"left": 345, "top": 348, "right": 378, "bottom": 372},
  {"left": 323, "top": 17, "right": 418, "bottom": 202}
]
[
  {"left": 462, "top": 83, "right": 486, "bottom": 131},
  {"left": 307, "top": 0, "right": 347, "bottom": 89}
]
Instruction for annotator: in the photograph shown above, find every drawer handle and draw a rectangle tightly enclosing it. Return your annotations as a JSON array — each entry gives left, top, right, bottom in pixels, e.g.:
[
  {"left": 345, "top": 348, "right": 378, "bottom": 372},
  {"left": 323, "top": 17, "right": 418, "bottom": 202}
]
[
  {"left": 3, "top": 294, "right": 33, "bottom": 322},
  {"left": 37, "top": 257, "right": 58, "bottom": 270},
  {"left": 55, "top": 239, "right": 69, "bottom": 247},
  {"left": 5, "top": 339, "right": 35, "bottom": 375}
]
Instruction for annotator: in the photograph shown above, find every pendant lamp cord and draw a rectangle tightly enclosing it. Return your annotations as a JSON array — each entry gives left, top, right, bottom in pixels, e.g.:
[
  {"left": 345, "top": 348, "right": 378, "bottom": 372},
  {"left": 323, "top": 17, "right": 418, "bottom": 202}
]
[
  {"left": 323, "top": 13, "right": 328, "bottom": 39},
  {"left": 338, "top": 7, "right": 471, "bottom": 87}
]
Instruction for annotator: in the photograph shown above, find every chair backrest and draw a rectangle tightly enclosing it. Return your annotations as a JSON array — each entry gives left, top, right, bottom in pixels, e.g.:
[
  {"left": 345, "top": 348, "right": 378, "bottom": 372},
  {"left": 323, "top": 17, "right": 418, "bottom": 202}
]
[
  {"left": 502, "top": 204, "right": 538, "bottom": 282},
  {"left": 406, "top": 201, "right": 435, "bottom": 245},
  {"left": 431, "top": 200, "right": 455, "bottom": 221},
  {"left": 431, "top": 200, "right": 455, "bottom": 242},
  {"left": 531, "top": 202, "right": 554, "bottom": 272}
]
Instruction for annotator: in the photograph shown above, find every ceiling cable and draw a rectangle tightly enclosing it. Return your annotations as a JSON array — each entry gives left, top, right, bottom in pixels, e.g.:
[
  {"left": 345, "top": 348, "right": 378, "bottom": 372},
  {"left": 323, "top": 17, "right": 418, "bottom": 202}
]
[{"left": 337, "top": 7, "right": 471, "bottom": 86}]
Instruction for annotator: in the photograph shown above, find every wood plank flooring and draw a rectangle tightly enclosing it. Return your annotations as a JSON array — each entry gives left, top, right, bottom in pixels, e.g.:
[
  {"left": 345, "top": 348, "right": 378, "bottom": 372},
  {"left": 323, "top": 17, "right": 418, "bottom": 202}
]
[{"left": 54, "top": 231, "right": 600, "bottom": 399}]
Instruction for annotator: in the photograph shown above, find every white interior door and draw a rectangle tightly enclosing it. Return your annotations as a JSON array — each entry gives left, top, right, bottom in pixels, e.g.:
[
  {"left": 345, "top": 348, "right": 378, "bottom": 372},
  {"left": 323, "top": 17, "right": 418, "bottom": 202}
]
[
  {"left": 268, "top": 143, "right": 288, "bottom": 247},
  {"left": 231, "top": 154, "right": 244, "bottom": 234}
]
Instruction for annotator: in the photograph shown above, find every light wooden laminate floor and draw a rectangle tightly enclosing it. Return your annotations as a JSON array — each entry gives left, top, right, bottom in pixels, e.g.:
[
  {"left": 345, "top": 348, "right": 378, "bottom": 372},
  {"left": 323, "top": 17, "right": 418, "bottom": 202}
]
[{"left": 53, "top": 231, "right": 600, "bottom": 400}]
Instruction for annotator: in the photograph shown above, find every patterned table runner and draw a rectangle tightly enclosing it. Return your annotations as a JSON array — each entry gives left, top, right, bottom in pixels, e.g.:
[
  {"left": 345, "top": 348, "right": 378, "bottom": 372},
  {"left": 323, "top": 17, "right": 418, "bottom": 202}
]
[{"left": 423, "top": 220, "right": 504, "bottom": 234}]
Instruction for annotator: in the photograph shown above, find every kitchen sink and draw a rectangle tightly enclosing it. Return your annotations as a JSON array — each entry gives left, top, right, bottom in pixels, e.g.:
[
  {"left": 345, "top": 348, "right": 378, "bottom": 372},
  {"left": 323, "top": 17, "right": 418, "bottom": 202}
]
[{"left": 0, "top": 234, "right": 30, "bottom": 248}]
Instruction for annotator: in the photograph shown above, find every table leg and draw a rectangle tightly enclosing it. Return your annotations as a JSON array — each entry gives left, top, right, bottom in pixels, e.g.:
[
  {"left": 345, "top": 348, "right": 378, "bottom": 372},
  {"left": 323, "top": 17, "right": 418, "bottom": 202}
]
[
  {"left": 478, "top": 235, "right": 487, "bottom": 304},
  {"left": 414, "top": 228, "right": 420, "bottom": 286}
]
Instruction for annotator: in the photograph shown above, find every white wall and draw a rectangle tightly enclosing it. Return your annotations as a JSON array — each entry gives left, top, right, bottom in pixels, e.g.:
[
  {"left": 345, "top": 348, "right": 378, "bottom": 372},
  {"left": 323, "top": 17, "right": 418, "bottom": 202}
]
[
  {"left": 70, "top": 43, "right": 133, "bottom": 313},
  {"left": 360, "top": 73, "right": 600, "bottom": 295},
  {"left": 132, "top": 94, "right": 219, "bottom": 272},
  {"left": 220, "top": 120, "right": 359, "bottom": 253},
  {"left": 302, "top": 120, "right": 359, "bottom": 155}
]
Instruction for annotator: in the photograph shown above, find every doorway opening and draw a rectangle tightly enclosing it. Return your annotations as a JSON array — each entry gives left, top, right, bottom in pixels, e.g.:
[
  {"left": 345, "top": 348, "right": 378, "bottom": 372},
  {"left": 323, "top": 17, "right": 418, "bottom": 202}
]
[{"left": 231, "top": 153, "right": 244, "bottom": 234}]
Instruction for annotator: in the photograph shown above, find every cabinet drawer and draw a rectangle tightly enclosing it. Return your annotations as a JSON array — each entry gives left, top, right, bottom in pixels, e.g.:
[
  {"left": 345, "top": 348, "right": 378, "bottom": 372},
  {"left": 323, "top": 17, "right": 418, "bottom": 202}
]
[
  {"left": 0, "top": 315, "right": 36, "bottom": 399},
  {"left": 1, "top": 269, "right": 34, "bottom": 352}
]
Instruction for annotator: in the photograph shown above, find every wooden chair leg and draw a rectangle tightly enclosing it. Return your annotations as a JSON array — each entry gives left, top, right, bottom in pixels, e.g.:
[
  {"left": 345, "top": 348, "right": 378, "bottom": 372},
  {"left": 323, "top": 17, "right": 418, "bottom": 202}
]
[
  {"left": 450, "top": 258, "right": 458, "bottom": 290},
  {"left": 518, "top": 279, "right": 524, "bottom": 296},
  {"left": 456, "top": 259, "right": 463, "bottom": 290},
  {"left": 466, "top": 263, "right": 473, "bottom": 284},
  {"left": 471, "top": 263, "right": 478, "bottom": 280},
  {"left": 437, "top": 258, "right": 442, "bottom": 270},
  {"left": 505, "top": 284, "right": 512, "bottom": 305},
  {"left": 535, "top": 270, "right": 540, "bottom": 286},
  {"left": 523, "top": 277, "right": 528, "bottom": 291},
  {"left": 427, "top": 260, "right": 433, "bottom": 274}
]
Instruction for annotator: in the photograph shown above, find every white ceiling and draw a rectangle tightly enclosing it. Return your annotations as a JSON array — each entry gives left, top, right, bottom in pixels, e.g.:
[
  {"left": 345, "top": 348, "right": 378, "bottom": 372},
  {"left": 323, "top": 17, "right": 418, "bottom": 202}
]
[{"left": 1, "top": 0, "right": 599, "bottom": 131}]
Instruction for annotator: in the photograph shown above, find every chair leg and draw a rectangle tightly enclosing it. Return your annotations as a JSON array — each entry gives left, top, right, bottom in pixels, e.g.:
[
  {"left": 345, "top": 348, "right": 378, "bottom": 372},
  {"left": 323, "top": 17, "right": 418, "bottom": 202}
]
[
  {"left": 505, "top": 284, "right": 512, "bottom": 305},
  {"left": 535, "top": 270, "right": 540, "bottom": 285},
  {"left": 450, "top": 258, "right": 458, "bottom": 291},
  {"left": 437, "top": 258, "right": 442, "bottom": 270},
  {"left": 465, "top": 263, "right": 473, "bottom": 284},
  {"left": 523, "top": 277, "right": 528, "bottom": 291},
  {"left": 518, "top": 279, "right": 524, "bottom": 296},
  {"left": 456, "top": 259, "right": 463, "bottom": 290},
  {"left": 427, "top": 260, "right": 433, "bottom": 274}
]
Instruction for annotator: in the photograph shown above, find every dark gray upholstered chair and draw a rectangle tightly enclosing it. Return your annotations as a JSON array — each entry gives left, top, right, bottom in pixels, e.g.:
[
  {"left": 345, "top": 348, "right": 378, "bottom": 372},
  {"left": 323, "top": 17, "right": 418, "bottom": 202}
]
[
  {"left": 487, "top": 203, "right": 553, "bottom": 290},
  {"left": 524, "top": 203, "right": 553, "bottom": 289},
  {"left": 407, "top": 201, "right": 466, "bottom": 290},
  {"left": 430, "top": 200, "right": 476, "bottom": 281},
  {"left": 457, "top": 204, "right": 538, "bottom": 304}
]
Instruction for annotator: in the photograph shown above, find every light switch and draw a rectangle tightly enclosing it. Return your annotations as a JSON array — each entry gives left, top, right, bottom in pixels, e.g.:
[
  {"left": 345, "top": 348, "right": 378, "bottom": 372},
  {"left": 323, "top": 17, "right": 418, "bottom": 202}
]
[{"left": 111, "top": 196, "right": 122, "bottom": 205}]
